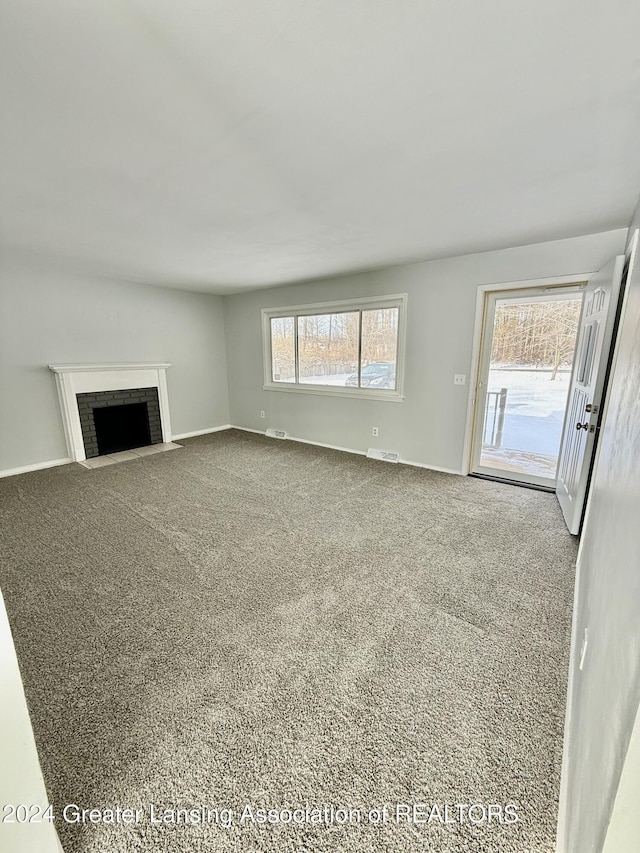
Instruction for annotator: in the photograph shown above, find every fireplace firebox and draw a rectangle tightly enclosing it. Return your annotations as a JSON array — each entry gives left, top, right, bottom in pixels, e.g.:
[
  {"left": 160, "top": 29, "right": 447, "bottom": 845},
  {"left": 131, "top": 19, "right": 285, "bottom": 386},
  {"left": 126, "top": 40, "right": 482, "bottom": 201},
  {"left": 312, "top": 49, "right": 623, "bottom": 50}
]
[
  {"left": 93, "top": 402, "right": 150, "bottom": 455},
  {"left": 76, "top": 387, "right": 162, "bottom": 458}
]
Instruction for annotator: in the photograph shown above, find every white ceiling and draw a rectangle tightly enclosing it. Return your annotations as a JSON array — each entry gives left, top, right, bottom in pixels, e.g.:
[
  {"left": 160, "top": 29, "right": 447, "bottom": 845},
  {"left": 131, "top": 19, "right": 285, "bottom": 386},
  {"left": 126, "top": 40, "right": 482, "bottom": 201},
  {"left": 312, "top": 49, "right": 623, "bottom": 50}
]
[{"left": 2, "top": 0, "right": 640, "bottom": 294}]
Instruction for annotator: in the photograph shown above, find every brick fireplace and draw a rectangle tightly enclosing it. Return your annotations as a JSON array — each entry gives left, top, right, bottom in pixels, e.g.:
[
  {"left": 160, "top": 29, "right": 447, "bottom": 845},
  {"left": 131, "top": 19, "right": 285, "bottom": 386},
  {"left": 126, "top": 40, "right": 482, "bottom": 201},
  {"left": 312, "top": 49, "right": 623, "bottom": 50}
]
[
  {"left": 49, "top": 363, "right": 172, "bottom": 462},
  {"left": 77, "top": 387, "right": 163, "bottom": 458}
]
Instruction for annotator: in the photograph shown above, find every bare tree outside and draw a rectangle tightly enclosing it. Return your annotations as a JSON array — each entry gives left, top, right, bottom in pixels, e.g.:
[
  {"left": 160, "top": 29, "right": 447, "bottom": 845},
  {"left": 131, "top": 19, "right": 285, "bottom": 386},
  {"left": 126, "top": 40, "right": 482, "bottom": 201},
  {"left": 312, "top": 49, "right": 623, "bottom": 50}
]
[
  {"left": 479, "top": 293, "right": 583, "bottom": 481},
  {"left": 271, "top": 308, "right": 399, "bottom": 387},
  {"left": 298, "top": 312, "right": 359, "bottom": 380},
  {"left": 361, "top": 308, "right": 399, "bottom": 366},
  {"left": 490, "top": 299, "right": 582, "bottom": 379},
  {"left": 270, "top": 317, "right": 296, "bottom": 382}
]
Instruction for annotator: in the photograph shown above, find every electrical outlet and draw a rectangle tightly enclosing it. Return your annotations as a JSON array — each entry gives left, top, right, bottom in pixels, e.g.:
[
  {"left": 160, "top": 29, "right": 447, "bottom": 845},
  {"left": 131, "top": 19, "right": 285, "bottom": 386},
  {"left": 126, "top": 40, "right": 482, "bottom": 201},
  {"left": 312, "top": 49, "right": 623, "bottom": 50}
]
[
  {"left": 454, "top": 374, "right": 466, "bottom": 386},
  {"left": 372, "top": 426, "right": 379, "bottom": 437},
  {"left": 260, "top": 410, "right": 265, "bottom": 419}
]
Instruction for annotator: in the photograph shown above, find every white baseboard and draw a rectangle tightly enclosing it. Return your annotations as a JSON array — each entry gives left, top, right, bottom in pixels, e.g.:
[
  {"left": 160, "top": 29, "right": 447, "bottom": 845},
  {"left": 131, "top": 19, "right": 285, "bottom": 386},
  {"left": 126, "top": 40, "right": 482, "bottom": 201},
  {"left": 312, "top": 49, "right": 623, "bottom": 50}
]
[
  {"left": 399, "top": 458, "right": 464, "bottom": 476},
  {"left": 1, "top": 425, "right": 233, "bottom": 477},
  {"left": 229, "top": 425, "right": 266, "bottom": 436},
  {"left": 0, "top": 431, "right": 463, "bottom": 480},
  {"left": 287, "top": 434, "right": 367, "bottom": 456},
  {"left": 172, "top": 424, "right": 232, "bottom": 440},
  {"left": 230, "top": 425, "right": 462, "bottom": 474},
  {"left": 231, "top": 425, "right": 364, "bottom": 455},
  {"left": 0, "top": 457, "right": 72, "bottom": 480},
  {"left": 231, "top": 424, "right": 366, "bottom": 456}
]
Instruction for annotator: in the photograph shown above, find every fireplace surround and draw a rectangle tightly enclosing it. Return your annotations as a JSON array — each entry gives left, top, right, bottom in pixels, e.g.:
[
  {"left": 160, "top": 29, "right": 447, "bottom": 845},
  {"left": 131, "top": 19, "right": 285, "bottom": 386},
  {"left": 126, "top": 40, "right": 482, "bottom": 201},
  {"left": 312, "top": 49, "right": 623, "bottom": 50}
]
[{"left": 49, "top": 363, "right": 172, "bottom": 462}]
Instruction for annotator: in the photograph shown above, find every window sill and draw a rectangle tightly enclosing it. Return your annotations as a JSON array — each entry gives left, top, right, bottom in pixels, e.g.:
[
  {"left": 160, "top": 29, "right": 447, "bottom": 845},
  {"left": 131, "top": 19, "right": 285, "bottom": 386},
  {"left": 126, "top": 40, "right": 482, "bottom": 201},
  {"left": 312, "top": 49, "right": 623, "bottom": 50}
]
[{"left": 262, "top": 383, "right": 405, "bottom": 402}]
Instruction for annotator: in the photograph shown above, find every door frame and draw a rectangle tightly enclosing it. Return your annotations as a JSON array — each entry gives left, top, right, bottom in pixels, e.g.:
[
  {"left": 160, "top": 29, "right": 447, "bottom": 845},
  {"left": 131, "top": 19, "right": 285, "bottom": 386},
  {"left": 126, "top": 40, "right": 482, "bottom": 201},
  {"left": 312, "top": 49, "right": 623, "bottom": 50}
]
[
  {"left": 461, "top": 274, "right": 591, "bottom": 476},
  {"left": 469, "top": 284, "right": 585, "bottom": 488}
]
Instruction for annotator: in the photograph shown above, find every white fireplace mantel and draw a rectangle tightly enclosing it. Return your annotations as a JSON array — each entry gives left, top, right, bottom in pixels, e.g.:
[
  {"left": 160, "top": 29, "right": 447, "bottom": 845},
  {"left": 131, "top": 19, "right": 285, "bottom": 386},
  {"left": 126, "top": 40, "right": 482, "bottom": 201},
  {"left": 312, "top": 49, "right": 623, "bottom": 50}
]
[{"left": 49, "top": 362, "right": 172, "bottom": 462}]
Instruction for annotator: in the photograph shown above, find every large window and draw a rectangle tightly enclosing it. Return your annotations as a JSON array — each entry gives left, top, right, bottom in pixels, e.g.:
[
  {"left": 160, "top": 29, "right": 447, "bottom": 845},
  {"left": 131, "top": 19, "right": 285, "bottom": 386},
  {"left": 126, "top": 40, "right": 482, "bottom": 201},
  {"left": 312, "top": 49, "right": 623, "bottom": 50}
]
[{"left": 263, "top": 295, "right": 407, "bottom": 400}]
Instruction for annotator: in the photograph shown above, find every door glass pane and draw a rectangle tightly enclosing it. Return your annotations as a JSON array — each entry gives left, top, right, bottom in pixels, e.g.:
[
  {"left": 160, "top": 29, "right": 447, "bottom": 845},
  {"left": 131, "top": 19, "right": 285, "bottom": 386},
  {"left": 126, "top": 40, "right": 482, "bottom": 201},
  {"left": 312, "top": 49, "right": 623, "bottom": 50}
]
[
  {"left": 577, "top": 321, "right": 599, "bottom": 385},
  {"left": 480, "top": 295, "right": 582, "bottom": 481},
  {"left": 360, "top": 307, "right": 399, "bottom": 390},
  {"left": 270, "top": 317, "right": 295, "bottom": 383},
  {"left": 297, "top": 312, "right": 359, "bottom": 386}
]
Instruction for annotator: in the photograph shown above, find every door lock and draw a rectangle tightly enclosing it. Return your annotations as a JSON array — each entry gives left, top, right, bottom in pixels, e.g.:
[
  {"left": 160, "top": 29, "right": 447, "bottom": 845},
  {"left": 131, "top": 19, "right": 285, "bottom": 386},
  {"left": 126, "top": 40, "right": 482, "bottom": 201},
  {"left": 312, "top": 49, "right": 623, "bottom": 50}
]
[{"left": 585, "top": 403, "right": 599, "bottom": 414}]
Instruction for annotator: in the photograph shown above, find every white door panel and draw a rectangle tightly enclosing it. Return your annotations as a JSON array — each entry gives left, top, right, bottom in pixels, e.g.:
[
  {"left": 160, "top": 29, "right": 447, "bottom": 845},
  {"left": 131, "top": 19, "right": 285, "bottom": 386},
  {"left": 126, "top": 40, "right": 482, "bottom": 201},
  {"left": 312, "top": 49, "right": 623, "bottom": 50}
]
[{"left": 556, "top": 255, "right": 625, "bottom": 534}]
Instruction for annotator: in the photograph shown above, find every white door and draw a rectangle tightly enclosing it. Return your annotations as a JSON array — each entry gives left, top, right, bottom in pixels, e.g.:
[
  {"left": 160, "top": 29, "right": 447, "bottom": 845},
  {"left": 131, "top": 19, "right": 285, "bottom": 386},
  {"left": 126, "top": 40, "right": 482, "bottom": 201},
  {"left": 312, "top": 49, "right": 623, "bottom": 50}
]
[{"left": 556, "top": 255, "right": 625, "bottom": 534}]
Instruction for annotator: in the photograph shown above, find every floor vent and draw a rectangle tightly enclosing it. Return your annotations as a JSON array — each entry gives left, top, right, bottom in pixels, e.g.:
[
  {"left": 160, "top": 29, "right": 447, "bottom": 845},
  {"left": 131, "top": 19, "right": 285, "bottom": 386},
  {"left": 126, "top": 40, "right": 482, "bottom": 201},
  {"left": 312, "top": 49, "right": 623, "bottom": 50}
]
[
  {"left": 266, "top": 428, "right": 288, "bottom": 440},
  {"left": 366, "top": 448, "right": 400, "bottom": 463}
]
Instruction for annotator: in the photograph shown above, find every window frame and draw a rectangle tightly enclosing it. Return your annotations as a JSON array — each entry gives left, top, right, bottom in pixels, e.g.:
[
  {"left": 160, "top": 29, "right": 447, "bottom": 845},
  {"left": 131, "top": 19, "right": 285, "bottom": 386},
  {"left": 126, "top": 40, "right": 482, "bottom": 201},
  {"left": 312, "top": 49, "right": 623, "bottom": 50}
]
[{"left": 262, "top": 293, "right": 407, "bottom": 401}]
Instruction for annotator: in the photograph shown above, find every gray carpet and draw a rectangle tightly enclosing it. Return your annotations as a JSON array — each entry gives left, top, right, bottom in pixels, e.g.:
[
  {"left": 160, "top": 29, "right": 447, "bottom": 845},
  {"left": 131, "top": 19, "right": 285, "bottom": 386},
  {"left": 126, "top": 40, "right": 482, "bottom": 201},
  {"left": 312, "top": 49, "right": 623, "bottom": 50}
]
[{"left": 0, "top": 429, "right": 577, "bottom": 853}]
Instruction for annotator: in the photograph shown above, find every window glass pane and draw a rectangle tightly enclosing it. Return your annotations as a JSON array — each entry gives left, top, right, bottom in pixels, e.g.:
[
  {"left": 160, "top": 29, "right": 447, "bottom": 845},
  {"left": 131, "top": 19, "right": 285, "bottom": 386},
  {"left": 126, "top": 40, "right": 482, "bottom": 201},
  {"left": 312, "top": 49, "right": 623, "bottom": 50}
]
[
  {"left": 270, "top": 317, "right": 295, "bottom": 383},
  {"left": 297, "top": 312, "right": 359, "bottom": 386},
  {"left": 360, "top": 307, "right": 399, "bottom": 390}
]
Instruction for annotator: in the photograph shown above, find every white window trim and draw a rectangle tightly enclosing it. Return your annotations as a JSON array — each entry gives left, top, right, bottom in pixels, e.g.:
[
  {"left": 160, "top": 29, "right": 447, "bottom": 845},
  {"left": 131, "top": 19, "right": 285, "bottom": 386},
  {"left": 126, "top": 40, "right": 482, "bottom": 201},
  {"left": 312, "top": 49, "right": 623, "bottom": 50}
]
[{"left": 262, "top": 293, "right": 407, "bottom": 402}]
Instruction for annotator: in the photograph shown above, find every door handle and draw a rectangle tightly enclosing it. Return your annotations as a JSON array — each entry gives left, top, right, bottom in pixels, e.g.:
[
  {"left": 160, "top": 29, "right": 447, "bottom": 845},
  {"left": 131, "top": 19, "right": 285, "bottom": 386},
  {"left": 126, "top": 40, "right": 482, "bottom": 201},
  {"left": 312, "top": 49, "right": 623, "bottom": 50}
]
[{"left": 576, "top": 422, "right": 589, "bottom": 431}]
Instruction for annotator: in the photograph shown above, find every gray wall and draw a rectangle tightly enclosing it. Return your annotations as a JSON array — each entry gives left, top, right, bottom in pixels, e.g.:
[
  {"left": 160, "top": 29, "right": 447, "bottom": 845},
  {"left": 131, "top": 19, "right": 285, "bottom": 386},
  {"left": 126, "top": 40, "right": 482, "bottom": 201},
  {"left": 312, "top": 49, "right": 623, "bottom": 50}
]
[
  {"left": 0, "top": 256, "right": 230, "bottom": 472},
  {"left": 558, "top": 204, "right": 640, "bottom": 852},
  {"left": 224, "top": 229, "right": 627, "bottom": 471}
]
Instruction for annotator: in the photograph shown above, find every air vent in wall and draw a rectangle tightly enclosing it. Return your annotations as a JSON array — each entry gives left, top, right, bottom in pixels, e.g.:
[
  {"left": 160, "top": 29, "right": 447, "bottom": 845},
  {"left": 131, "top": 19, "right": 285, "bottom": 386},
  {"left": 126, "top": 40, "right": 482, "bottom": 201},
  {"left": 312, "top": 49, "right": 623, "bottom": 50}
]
[
  {"left": 366, "top": 448, "right": 400, "bottom": 463},
  {"left": 265, "top": 428, "right": 288, "bottom": 440}
]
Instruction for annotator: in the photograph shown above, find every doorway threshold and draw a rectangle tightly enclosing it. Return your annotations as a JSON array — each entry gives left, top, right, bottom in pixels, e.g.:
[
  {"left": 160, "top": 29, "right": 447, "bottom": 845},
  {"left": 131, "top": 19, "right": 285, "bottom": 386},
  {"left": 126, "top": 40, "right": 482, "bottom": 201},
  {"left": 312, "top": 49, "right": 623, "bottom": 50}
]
[{"left": 468, "top": 472, "right": 555, "bottom": 493}]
